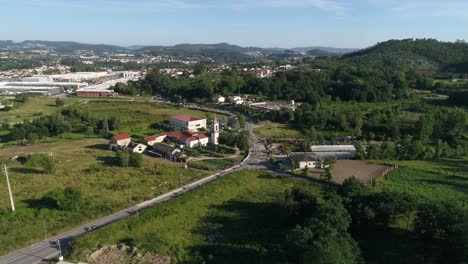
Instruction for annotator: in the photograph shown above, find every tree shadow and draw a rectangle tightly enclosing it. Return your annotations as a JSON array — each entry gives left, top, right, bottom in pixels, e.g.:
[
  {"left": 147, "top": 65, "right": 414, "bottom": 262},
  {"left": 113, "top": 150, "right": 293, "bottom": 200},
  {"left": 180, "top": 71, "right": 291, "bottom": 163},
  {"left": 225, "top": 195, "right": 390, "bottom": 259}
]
[
  {"left": 85, "top": 144, "right": 109, "bottom": 150},
  {"left": 96, "top": 156, "right": 116, "bottom": 166},
  {"left": 10, "top": 167, "right": 44, "bottom": 174},
  {"left": 353, "top": 226, "right": 429, "bottom": 264},
  {"left": 189, "top": 200, "right": 290, "bottom": 263},
  {"left": 23, "top": 196, "right": 58, "bottom": 210},
  {"left": 419, "top": 179, "right": 468, "bottom": 194}
]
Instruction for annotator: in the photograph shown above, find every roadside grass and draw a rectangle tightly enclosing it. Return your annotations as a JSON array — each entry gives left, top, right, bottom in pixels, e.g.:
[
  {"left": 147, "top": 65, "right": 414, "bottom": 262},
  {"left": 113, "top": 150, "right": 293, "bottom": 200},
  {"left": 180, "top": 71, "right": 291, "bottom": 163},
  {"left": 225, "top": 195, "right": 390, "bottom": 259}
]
[
  {"left": 68, "top": 170, "right": 322, "bottom": 263},
  {"left": 377, "top": 158, "right": 468, "bottom": 204},
  {"left": 0, "top": 138, "right": 209, "bottom": 255},
  {"left": 188, "top": 158, "right": 237, "bottom": 171},
  {"left": 254, "top": 121, "right": 302, "bottom": 138}
]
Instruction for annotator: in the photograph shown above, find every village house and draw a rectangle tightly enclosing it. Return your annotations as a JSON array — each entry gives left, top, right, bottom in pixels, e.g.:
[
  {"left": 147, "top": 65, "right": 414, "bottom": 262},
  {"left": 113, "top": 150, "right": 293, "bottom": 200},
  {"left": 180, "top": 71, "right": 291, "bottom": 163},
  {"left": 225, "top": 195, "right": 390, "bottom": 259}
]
[
  {"left": 166, "top": 131, "right": 210, "bottom": 148},
  {"left": 110, "top": 133, "right": 131, "bottom": 149},
  {"left": 290, "top": 152, "right": 324, "bottom": 169},
  {"left": 227, "top": 96, "right": 243, "bottom": 105},
  {"left": 212, "top": 95, "right": 226, "bottom": 104},
  {"left": 170, "top": 114, "right": 207, "bottom": 131},
  {"left": 151, "top": 143, "right": 187, "bottom": 162},
  {"left": 143, "top": 134, "right": 167, "bottom": 146}
]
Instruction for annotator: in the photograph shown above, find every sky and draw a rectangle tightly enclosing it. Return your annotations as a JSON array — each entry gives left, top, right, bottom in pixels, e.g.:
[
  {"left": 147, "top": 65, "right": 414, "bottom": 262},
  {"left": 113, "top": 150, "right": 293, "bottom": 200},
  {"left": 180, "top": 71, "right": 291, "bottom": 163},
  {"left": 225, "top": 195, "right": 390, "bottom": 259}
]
[{"left": 0, "top": 0, "right": 466, "bottom": 48}]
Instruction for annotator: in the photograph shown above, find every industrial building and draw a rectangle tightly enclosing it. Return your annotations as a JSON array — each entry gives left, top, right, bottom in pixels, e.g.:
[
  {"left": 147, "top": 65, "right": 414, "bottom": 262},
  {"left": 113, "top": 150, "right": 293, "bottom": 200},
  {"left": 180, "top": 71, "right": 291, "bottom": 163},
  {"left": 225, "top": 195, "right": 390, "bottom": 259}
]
[{"left": 0, "top": 71, "right": 141, "bottom": 96}]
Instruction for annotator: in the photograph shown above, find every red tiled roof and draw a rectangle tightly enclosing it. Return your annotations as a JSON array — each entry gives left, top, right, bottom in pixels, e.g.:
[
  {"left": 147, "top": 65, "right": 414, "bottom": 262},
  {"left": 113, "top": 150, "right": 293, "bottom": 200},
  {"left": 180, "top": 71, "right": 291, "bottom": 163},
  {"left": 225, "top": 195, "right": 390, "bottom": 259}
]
[
  {"left": 112, "top": 133, "right": 130, "bottom": 141},
  {"left": 165, "top": 131, "right": 209, "bottom": 142},
  {"left": 170, "top": 114, "right": 203, "bottom": 122},
  {"left": 144, "top": 133, "right": 167, "bottom": 142}
]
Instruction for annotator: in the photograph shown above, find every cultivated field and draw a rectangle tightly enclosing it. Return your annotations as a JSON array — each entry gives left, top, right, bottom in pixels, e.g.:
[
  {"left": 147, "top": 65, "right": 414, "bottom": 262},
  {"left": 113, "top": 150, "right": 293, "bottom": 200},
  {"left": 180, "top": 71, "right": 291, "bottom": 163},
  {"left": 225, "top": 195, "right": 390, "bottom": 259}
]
[
  {"left": 380, "top": 158, "right": 468, "bottom": 204},
  {"left": 253, "top": 121, "right": 303, "bottom": 138},
  {"left": 331, "top": 160, "right": 393, "bottom": 184}
]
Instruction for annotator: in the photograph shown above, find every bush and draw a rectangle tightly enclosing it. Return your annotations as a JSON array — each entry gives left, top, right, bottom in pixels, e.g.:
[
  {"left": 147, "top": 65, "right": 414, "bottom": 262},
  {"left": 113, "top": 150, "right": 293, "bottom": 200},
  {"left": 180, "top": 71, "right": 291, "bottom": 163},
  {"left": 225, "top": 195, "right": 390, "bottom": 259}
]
[
  {"left": 115, "top": 150, "right": 129, "bottom": 167},
  {"left": 25, "top": 154, "right": 56, "bottom": 173},
  {"left": 129, "top": 153, "right": 144, "bottom": 168},
  {"left": 58, "top": 187, "right": 85, "bottom": 212}
]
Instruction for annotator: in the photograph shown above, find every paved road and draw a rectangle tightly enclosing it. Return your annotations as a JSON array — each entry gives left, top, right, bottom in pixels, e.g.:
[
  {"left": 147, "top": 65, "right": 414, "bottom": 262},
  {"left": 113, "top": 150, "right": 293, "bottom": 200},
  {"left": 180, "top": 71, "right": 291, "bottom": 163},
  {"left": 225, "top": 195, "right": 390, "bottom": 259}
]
[{"left": 0, "top": 119, "right": 270, "bottom": 264}]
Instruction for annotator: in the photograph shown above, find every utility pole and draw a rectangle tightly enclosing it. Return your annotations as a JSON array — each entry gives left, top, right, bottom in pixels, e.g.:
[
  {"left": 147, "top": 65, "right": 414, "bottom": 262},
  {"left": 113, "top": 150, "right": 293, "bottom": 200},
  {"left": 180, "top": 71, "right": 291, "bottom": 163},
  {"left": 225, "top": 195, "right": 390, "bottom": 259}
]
[
  {"left": 3, "top": 164, "right": 15, "bottom": 212},
  {"left": 105, "top": 113, "right": 109, "bottom": 134},
  {"left": 57, "top": 239, "right": 63, "bottom": 261}
]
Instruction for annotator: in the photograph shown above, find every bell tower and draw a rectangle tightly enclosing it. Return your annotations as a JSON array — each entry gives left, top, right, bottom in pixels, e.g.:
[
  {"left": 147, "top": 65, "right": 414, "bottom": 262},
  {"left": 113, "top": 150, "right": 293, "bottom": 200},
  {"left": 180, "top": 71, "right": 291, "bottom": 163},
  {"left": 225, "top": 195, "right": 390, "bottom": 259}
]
[{"left": 211, "top": 115, "right": 219, "bottom": 145}]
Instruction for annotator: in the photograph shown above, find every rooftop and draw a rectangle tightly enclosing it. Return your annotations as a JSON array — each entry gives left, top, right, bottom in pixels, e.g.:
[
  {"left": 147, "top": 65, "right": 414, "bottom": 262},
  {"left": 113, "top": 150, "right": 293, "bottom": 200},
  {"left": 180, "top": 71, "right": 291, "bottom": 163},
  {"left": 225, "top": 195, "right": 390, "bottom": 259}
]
[
  {"left": 290, "top": 152, "right": 322, "bottom": 162},
  {"left": 112, "top": 133, "right": 131, "bottom": 141},
  {"left": 170, "top": 114, "right": 204, "bottom": 122}
]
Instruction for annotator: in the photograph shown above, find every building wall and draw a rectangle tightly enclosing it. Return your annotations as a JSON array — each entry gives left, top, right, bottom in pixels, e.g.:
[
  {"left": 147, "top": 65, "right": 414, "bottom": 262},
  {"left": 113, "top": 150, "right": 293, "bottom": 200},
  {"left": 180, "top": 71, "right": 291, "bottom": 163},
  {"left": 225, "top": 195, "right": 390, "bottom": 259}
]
[
  {"left": 144, "top": 136, "right": 166, "bottom": 146},
  {"left": 77, "top": 91, "right": 117, "bottom": 97},
  {"left": 170, "top": 118, "right": 207, "bottom": 131},
  {"left": 298, "top": 161, "right": 321, "bottom": 169},
  {"left": 185, "top": 137, "right": 209, "bottom": 148},
  {"left": 112, "top": 138, "right": 131, "bottom": 147}
]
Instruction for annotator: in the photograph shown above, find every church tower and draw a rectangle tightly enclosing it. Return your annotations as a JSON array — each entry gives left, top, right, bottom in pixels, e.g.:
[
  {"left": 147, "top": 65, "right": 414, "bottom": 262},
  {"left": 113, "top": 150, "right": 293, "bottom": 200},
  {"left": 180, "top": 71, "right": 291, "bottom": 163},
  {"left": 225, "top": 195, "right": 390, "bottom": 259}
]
[{"left": 211, "top": 115, "right": 219, "bottom": 145}]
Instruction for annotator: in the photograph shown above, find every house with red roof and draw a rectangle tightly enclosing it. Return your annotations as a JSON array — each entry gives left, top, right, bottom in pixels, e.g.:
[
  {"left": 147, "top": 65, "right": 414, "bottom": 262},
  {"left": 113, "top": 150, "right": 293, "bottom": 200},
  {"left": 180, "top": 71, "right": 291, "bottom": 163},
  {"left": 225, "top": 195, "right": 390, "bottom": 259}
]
[
  {"left": 110, "top": 133, "right": 131, "bottom": 148},
  {"left": 170, "top": 114, "right": 206, "bottom": 131},
  {"left": 143, "top": 133, "right": 167, "bottom": 146}
]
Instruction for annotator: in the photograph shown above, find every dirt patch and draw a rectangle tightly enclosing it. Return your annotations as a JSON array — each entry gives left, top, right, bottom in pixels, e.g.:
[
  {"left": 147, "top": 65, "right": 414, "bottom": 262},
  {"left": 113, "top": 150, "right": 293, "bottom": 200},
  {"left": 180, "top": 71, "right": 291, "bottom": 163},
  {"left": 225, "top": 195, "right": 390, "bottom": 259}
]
[
  {"left": 87, "top": 244, "right": 170, "bottom": 264},
  {"left": 331, "top": 160, "right": 394, "bottom": 184}
]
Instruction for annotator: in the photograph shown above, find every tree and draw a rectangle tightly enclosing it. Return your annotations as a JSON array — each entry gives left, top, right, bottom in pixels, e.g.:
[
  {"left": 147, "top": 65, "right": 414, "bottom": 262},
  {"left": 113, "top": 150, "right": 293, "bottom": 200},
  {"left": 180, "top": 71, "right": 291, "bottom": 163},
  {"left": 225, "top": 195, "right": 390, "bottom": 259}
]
[
  {"left": 55, "top": 98, "right": 65, "bottom": 107},
  {"left": 26, "top": 132, "right": 38, "bottom": 144},
  {"left": 115, "top": 150, "right": 129, "bottom": 167},
  {"left": 129, "top": 153, "right": 143, "bottom": 167},
  {"left": 58, "top": 187, "right": 84, "bottom": 212}
]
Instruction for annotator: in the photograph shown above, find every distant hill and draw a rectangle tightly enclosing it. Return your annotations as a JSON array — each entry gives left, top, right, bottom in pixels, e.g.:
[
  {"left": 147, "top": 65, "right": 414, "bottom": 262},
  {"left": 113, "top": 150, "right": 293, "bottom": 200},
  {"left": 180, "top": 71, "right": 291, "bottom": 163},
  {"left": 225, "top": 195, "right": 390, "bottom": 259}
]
[
  {"left": 341, "top": 39, "right": 468, "bottom": 72},
  {"left": 292, "top": 46, "right": 358, "bottom": 54},
  {"left": 0, "top": 40, "right": 127, "bottom": 54}
]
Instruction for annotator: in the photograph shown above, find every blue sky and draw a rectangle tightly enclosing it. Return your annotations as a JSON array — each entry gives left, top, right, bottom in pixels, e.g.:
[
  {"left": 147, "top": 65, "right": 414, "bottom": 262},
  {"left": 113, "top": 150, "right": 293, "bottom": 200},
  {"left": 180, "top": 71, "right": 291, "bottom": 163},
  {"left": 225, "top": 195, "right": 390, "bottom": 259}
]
[{"left": 0, "top": 0, "right": 466, "bottom": 48}]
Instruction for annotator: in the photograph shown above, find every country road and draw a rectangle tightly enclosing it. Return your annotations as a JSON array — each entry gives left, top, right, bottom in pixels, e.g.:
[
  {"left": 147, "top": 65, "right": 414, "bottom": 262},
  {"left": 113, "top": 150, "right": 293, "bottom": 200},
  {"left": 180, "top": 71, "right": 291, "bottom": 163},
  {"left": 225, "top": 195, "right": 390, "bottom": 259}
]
[{"left": 0, "top": 118, "right": 271, "bottom": 264}]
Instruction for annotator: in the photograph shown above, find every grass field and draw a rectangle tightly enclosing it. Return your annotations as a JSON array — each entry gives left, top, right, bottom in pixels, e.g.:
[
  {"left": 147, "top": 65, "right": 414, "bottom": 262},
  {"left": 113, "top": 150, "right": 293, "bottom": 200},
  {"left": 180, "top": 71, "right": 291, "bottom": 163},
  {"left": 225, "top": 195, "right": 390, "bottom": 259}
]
[
  {"left": 0, "top": 96, "right": 59, "bottom": 123},
  {"left": 68, "top": 170, "right": 322, "bottom": 263},
  {"left": 0, "top": 138, "right": 209, "bottom": 255},
  {"left": 378, "top": 158, "right": 468, "bottom": 204},
  {"left": 65, "top": 100, "right": 220, "bottom": 140},
  {"left": 188, "top": 158, "right": 238, "bottom": 171},
  {"left": 253, "top": 121, "right": 303, "bottom": 138}
]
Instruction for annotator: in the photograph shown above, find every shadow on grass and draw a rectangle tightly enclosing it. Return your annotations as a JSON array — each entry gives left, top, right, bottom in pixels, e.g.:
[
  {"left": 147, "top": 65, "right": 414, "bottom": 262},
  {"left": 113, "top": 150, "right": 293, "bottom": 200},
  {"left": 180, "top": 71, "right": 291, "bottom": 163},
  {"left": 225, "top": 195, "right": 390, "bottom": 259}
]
[
  {"left": 85, "top": 144, "right": 109, "bottom": 150},
  {"left": 10, "top": 167, "right": 44, "bottom": 174},
  {"left": 96, "top": 156, "right": 117, "bottom": 166},
  {"left": 23, "top": 196, "right": 58, "bottom": 210},
  {"left": 190, "top": 200, "right": 290, "bottom": 263},
  {"left": 419, "top": 179, "right": 468, "bottom": 194},
  {"left": 352, "top": 226, "right": 432, "bottom": 264}
]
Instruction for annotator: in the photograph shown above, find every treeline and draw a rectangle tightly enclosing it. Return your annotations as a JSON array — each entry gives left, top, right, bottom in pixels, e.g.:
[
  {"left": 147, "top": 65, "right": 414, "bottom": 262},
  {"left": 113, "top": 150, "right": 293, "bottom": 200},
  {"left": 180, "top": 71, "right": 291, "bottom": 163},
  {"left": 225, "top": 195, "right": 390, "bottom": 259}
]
[
  {"left": 219, "top": 131, "right": 249, "bottom": 151},
  {"left": 4, "top": 108, "right": 121, "bottom": 142},
  {"left": 282, "top": 178, "right": 468, "bottom": 263},
  {"left": 110, "top": 63, "right": 418, "bottom": 104},
  {"left": 343, "top": 38, "right": 468, "bottom": 72}
]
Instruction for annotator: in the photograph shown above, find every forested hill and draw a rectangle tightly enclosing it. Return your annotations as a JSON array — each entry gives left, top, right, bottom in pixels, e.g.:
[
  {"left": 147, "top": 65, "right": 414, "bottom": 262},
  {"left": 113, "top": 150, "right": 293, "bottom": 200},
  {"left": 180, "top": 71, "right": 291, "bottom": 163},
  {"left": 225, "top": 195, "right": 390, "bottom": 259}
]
[{"left": 342, "top": 39, "right": 468, "bottom": 72}]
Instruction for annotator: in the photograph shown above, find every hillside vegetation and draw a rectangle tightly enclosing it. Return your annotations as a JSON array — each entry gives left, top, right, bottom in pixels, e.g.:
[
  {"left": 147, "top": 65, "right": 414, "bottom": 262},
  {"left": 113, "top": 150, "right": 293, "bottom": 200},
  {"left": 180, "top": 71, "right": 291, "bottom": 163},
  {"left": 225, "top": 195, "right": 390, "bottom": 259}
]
[{"left": 342, "top": 39, "right": 468, "bottom": 72}]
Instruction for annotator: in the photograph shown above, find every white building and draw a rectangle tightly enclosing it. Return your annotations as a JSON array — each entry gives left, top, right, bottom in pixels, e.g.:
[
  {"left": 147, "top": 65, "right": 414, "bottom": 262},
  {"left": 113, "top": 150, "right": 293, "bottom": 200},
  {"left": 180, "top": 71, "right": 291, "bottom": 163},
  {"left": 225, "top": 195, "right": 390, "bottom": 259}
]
[
  {"left": 184, "top": 133, "right": 209, "bottom": 148},
  {"left": 212, "top": 95, "right": 226, "bottom": 103},
  {"left": 290, "top": 153, "right": 323, "bottom": 169},
  {"left": 110, "top": 134, "right": 131, "bottom": 148},
  {"left": 143, "top": 134, "right": 167, "bottom": 146},
  {"left": 170, "top": 114, "right": 207, "bottom": 131},
  {"left": 227, "top": 96, "right": 243, "bottom": 105}
]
